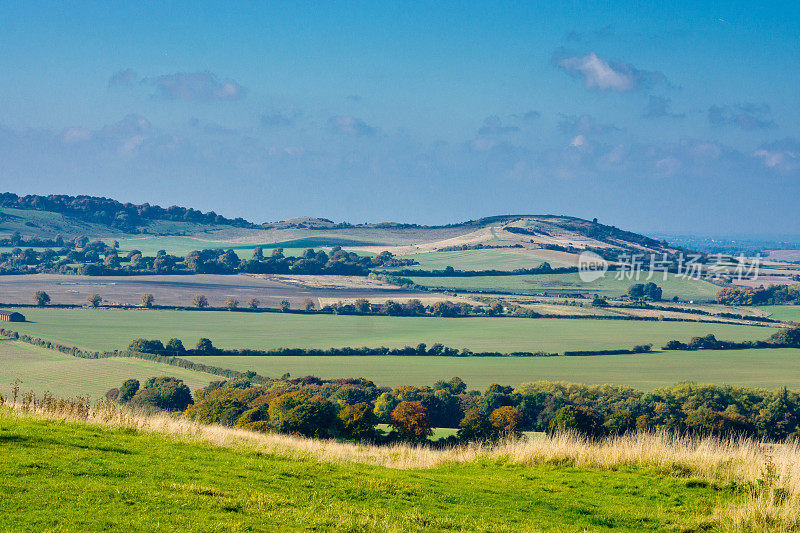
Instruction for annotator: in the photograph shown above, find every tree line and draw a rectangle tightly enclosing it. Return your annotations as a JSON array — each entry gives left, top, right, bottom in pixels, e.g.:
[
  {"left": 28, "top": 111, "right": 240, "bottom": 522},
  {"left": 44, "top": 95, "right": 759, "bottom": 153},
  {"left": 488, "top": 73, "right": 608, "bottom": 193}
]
[{"left": 106, "top": 373, "right": 800, "bottom": 444}]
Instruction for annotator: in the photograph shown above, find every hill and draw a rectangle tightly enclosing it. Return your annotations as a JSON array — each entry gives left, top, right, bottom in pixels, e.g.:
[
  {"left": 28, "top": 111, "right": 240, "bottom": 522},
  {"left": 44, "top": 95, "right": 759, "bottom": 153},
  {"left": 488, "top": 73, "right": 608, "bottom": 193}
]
[
  {"left": 1, "top": 192, "right": 674, "bottom": 259},
  {"left": 0, "top": 406, "right": 777, "bottom": 531}
]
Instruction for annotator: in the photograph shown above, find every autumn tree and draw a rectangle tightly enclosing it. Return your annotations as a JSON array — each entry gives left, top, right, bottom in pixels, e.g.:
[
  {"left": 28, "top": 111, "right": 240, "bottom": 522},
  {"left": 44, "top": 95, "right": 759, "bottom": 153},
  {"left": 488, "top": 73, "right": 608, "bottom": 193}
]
[
  {"left": 33, "top": 290, "right": 50, "bottom": 306},
  {"left": 192, "top": 294, "right": 209, "bottom": 309},
  {"left": 303, "top": 298, "right": 316, "bottom": 311},
  {"left": 141, "top": 293, "right": 154, "bottom": 308},
  {"left": 339, "top": 402, "right": 377, "bottom": 441},
  {"left": 488, "top": 406, "right": 522, "bottom": 438},
  {"left": 390, "top": 401, "right": 432, "bottom": 442},
  {"left": 87, "top": 293, "right": 102, "bottom": 307},
  {"left": 247, "top": 298, "right": 260, "bottom": 309},
  {"left": 224, "top": 297, "right": 239, "bottom": 310},
  {"left": 279, "top": 299, "right": 290, "bottom": 312}
]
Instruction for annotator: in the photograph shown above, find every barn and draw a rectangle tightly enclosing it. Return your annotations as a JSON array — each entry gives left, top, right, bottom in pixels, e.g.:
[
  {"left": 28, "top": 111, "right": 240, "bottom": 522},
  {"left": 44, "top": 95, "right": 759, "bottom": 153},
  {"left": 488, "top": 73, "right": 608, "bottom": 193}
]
[{"left": 0, "top": 310, "right": 25, "bottom": 322}]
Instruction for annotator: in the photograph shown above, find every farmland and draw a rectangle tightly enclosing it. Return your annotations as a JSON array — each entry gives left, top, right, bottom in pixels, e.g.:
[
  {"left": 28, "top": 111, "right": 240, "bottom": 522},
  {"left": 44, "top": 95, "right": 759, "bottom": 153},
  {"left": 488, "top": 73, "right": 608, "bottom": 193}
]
[
  {"left": 0, "top": 339, "right": 216, "bottom": 399},
  {"left": 186, "top": 347, "right": 800, "bottom": 390},
  {"left": 395, "top": 248, "right": 576, "bottom": 270},
  {"left": 0, "top": 273, "right": 428, "bottom": 308},
  {"left": 5, "top": 307, "right": 771, "bottom": 354},
  {"left": 759, "top": 304, "right": 800, "bottom": 323},
  {"left": 409, "top": 272, "right": 721, "bottom": 301}
]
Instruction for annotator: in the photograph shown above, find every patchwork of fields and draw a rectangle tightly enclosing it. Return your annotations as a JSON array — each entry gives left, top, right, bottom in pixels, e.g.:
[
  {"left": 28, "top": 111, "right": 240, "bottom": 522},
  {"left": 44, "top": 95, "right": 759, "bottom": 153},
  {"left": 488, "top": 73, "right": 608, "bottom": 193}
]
[
  {"left": 6, "top": 308, "right": 771, "bottom": 354},
  {"left": 759, "top": 304, "right": 800, "bottom": 323},
  {"left": 409, "top": 272, "right": 721, "bottom": 301}
]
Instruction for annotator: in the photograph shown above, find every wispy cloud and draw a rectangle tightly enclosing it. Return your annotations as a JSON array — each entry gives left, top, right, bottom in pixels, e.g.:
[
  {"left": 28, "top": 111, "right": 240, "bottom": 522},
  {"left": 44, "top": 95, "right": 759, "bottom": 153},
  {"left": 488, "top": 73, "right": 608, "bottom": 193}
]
[
  {"left": 327, "top": 116, "right": 377, "bottom": 136},
  {"left": 108, "top": 68, "right": 138, "bottom": 88},
  {"left": 643, "top": 96, "right": 684, "bottom": 119},
  {"left": 708, "top": 103, "right": 775, "bottom": 130},
  {"left": 554, "top": 51, "right": 668, "bottom": 92},
  {"left": 260, "top": 112, "right": 294, "bottom": 128},
  {"left": 478, "top": 116, "right": 520, "bottom": 136}
]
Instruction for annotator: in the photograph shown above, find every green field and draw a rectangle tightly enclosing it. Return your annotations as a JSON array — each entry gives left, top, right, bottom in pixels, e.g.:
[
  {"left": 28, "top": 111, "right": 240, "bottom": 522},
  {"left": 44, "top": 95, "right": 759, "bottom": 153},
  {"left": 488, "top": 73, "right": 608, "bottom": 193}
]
[
  {"left": 0, "top": 411, "right": 735, "bottom": 531},
  {"left": 116, "top": 235, "right": 374, "bottom": 257},
  {"left": 759, "top": 304, "right": 800, "bottom": 323},
  {"left": 185, "top": 348, "right": 800, "bottom": 390},
  {"left": 7, "top": 308, "right": 770, "bottom": 354},
  {"left": 0, "top": 340, "right": 216, "bottom": 399},
  {"left": 409, "top": 272, "right": 721, "bottom": 301},
  {"left": 396, "top": 248, "right": 573, "bottom": 270}
]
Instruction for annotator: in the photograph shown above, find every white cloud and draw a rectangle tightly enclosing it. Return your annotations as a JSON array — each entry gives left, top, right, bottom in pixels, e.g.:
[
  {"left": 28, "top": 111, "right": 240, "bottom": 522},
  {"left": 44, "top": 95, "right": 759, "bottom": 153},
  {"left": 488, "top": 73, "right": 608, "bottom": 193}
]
[{"left": 557, "top": 52, "right": 635, "bottom": 91}]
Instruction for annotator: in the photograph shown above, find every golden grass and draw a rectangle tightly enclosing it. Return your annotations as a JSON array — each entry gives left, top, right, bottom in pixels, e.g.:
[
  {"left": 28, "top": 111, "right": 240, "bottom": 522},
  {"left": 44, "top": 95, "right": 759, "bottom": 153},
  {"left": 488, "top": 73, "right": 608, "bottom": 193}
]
[{"left": 3, "top": 393, "right": 800, "bottom": 531}]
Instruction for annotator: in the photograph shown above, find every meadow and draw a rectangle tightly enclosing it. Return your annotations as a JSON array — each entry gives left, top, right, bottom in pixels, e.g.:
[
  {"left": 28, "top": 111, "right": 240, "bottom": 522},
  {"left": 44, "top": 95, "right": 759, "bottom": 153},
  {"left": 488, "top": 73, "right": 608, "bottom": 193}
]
[
  {"left": 186, "top": 347, "right": 800, "bottom": 390},
  {"left": 6, "top": 307, "right": 770, "bottom": 354},
  {"left": 409, "top": 272, "right": 721, "bottom": 301},
  {"left": 759, "top": 305, "right": 800, "bottom": 323},
  {"left": 0, "top": 339, "right": 216, "bottom": 399},
  {"left": 0, "top": 409, "right": 744, "bottom": 531},
  {"left": 395, "top": 248, "right": 575, "bottom": 270}
]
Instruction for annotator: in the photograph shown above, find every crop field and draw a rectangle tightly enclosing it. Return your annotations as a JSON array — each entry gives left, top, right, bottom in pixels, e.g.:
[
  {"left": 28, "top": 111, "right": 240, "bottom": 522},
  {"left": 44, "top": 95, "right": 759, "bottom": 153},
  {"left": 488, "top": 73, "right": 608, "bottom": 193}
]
[
  {"left": 395, "top": 248, "right": 575, "bottom": 270},
  {"left": 116, "top": 235, "right": 375, "bottom": 257},
  {"left": 759, "top": 304, "right": 800, "bottom": 323},
  {"left": 6, "top": 307, "right": 770, "bottom": 354},
  {"left": 0, "top": 273, "right": 426, "bottom": 308},
  {"left": 0, "top": 339, "right": 216, "bottom": 399},
  {"left": 0, "top": 411, "right": 735, "bottom": 531},
  {"left": 409, "top": 272, "right": 721, "bottom": 301},
  {"left": 186, "top": 347, "right": 800, "bottom": 390}
]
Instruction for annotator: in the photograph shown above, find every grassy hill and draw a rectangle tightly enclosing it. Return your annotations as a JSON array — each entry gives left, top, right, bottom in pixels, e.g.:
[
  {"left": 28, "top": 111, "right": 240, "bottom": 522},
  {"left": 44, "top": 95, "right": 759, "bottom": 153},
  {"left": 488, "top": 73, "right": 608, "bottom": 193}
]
[{"left": 0, "top": 407, "right": 757, "bottom": 531}]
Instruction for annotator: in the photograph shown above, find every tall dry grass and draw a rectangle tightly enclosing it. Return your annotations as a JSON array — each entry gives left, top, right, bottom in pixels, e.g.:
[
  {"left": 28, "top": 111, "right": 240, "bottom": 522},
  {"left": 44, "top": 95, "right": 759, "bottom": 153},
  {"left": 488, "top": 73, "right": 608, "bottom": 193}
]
[{"left": 2, "top": 392, "right": 800, "bottom": 531}]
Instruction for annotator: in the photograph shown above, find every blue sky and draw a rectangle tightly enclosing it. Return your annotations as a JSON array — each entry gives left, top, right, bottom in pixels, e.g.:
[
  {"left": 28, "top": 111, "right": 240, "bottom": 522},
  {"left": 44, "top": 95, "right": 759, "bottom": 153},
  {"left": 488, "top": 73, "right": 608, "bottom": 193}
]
[{"left": 1, "top": 1, "right": 799, "bottom": 233}]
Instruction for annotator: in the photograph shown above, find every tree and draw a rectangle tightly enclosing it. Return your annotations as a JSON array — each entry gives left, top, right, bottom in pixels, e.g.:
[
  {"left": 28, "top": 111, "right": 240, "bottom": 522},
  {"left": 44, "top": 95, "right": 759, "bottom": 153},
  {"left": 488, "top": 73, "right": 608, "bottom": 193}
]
[
  {"left": 87, "top": 293, "right": 102, "bottom": 307},
  {"left": 628, "top": 284, "right": 645, "bottom": 299},
  {"left": 166, "top": 338, "right": 185, "bottom": 355},
  {"left": 192, "top": 294, "right": 209, "bottom": 309},
  {"left": 339, "top": 402, "right": 377, "bottom": 441},
  {"left": 489, "top": 301, "right": 504, "bottom": 315},
  {"left": 303, "top": 298, "right": 316, "bottom": 311},
  {"left": 354, "top": 298, "right": 370, "bottom": 313},
  {"left": 488, "top": 406, "right": 522, "bottom": 438},
  {"left": 224, "top": 297, "right": 239, "bottom": 310},
  {"left": 268, "top": 391, "right": 339, "bottom": 438},
  {"left": 457, "top": 408, "right": 497, "bottom": 442},
  {"left": 548, "top": 405, "right": 605, "bottom": 438},
  {"left": 129, "top": 377, "right": 193, "bottom": 412},
  {"left": 33, "top": 290, "right": 50, "bottom": 306},
  {"left": 644, "top": 282, "right": 663, "bottom": 301},
  {"left": 247, "top": 298, "right": 260, "bottom": 309},
  {"left": 279, "top": 299, "right": 290, "bottom": 312},
  {"left": 117, "top": 379, "right": 140, "bottom": 403},
  {"left": 390, "top": 401, "right": 432, "bottom": 442},
  {"left": 196, "top": 338, "right": 215, "bottom": 353},
  {"left": 141, "top": 293, "right": 155, "bottom": 308}
]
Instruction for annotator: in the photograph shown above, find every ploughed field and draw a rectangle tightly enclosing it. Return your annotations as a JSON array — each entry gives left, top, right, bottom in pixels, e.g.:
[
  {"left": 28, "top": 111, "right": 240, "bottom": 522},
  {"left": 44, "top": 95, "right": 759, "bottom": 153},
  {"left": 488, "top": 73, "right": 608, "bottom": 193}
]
[
  {"left": 0, "top": 273, "right": 428, "bottom": 308},
  {"left": 5, "top": 308, "right": 770, "bottom": 354}
]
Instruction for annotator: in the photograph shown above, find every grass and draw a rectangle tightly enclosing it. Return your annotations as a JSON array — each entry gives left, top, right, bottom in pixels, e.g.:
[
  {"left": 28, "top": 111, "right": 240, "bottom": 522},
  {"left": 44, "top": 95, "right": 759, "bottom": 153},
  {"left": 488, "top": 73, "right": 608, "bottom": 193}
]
[
  {"left": 7, "top": 307, "right": 770, "bottom": 354},
  {"left": 0, "top": 339, "right": 216, "bottom": 399},
  {"left": 0, "top": 408, "right": 746, "bottom": 531},
  {"left": 759, "top": 305, "right": 800, "bottom": 323},
  {"left": 115, "top": 235, "right": 374, "bottom": 257},
  {"left": 185, "top": 348, "right": 800, "bottom": 390},
  {"left": 396, "top": 248, "right": 574, "bottom": 270},
  {"left": 409, "top": 272, "right": 721, "bottom": 301}
]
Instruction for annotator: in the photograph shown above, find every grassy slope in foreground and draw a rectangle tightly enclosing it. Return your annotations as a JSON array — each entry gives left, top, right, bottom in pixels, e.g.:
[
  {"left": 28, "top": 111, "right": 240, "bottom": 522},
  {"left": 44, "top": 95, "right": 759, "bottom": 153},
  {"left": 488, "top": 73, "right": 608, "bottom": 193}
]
[
  {"left": 187, "top": 347, "right": 800, "bottom": 390},
  {"left": 409, "top": 272, "right": 720, "bottom": 301},
  {"left": 0, "top": 411, "right": 730, "bottom": 532},
  {"left": 7, "top": 308, "right": 770, "bottom": 354},
  {"left": 0, "top": 339, "right": 216, "bottom": 398}
]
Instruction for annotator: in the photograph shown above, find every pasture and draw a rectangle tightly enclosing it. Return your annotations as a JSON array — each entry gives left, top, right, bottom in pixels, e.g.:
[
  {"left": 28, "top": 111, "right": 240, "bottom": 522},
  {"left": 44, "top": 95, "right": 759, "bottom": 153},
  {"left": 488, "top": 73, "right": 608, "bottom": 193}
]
[
  {"left": 396, "top": 248, "right": 576, "bottom": 270},
  {"left": 6, "top": 308, "right": 770, "bottom": 354},
  {"left": 759, "top": 304, "right": 800, "bottom": 323},
  {"left": 409, "top": 272, "right": 721, "bottom": 301},
  {"left": 186, "top": 348, "right": 800, "bottom": 390},
  {"left": 0, "top": 339, "right": 216, "bottom": 399}
]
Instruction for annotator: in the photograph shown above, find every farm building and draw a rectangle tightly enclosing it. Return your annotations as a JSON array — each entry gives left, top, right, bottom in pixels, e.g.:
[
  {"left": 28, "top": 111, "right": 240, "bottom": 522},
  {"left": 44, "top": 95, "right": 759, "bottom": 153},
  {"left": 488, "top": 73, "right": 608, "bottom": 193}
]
[{"left": 0, "top": 310, "right": 25, "bottom": 322}]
